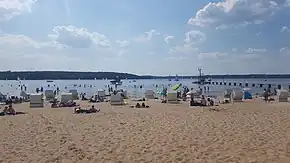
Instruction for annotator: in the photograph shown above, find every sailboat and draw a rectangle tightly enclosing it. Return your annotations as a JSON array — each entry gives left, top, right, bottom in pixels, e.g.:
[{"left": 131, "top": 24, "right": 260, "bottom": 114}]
[
  {"left": 174, "top": 75, "right": 179, "bottom": 81},
  {"left": 192, "top": 68, "right": 210, "bottom": 85}
]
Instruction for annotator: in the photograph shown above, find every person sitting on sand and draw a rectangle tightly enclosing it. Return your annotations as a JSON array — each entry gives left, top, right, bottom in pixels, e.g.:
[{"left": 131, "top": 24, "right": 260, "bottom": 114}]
[
  {"left": 190, "top": 96, "right": 196, "bottom": 106},
  {"left": 89, "top": 96, "right": 97, "bottom": 103},
  {"left": 201, "top": 95, "right": 207, "bottom": 106},
  {"left": 135, "top": 103, "right": 141, "bottom": 108},
  {"left": 3, "top": 106, "right": 8, "bottom": 113},
  {"left": 86, "top": 105, "right": 100, "bottom": 113},
  {"left": 89, "top": 105, "right": 96, "bottom": 111},
  {"left": 51, "top": 99, "right": 58, "bottom": 108},
  {"left": 6, "top": 105, "right": 16, "bottom": 115},
  {"left": 141, "top": 102, "right": 149, "bottom": 108},
  {"left": 208, "top": 98, "right": 214, "bottom": 106}
]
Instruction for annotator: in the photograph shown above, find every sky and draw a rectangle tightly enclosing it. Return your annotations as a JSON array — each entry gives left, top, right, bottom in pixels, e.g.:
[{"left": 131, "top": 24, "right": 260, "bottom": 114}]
[{"left": 0, "top": 0, "right": 290, "bottom": 75}]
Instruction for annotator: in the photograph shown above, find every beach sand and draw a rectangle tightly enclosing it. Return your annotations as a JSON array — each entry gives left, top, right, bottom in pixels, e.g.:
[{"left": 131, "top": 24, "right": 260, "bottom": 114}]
[{"left": 1, "top": 99, "right": 290, "bottom": 162}]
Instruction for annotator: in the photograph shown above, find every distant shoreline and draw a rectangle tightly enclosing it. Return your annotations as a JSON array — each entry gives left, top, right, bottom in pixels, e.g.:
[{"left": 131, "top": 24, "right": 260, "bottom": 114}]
[{"left": 0, "top": 71, "right": 290, "bottom": 80}]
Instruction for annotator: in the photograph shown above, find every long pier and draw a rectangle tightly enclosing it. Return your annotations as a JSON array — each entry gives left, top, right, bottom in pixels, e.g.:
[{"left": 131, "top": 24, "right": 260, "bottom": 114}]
[{"left": 208, "top": 81, "right": 287, "bottom": 90}]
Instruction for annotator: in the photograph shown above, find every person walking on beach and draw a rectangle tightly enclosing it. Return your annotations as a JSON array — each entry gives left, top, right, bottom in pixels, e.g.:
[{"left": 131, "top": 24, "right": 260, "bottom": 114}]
[{"left": 263, "top": 88, "right": 269, "bottom": 103}]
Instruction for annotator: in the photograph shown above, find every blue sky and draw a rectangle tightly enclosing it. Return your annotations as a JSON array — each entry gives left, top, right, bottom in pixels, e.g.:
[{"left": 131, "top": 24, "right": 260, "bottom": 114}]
[{"left": 0, "top": 0, "right": 290, "bottom": 75}]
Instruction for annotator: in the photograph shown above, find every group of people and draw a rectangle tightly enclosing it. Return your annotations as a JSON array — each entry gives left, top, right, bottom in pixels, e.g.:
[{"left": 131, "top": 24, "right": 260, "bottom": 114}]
[
  {"left": 0, "top": 104, "right": 16, "bottom": 116},
  {"left": 89, "top": 94, "right": 104, "bottom": 103},
  {"left": 135, "top": 102, "right": 149, "bottom": 108},
  {"left": 190, "top": 95, "right": 215, "bottom": 107},
  {"left": 4, "top": 96, "right": 23, "bottom": 104}
]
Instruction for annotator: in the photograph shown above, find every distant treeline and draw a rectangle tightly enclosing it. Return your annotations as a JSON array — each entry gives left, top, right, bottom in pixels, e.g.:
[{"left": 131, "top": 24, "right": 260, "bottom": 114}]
[{"left": 0, "top": 71, "right": 289, "bottom": 80}]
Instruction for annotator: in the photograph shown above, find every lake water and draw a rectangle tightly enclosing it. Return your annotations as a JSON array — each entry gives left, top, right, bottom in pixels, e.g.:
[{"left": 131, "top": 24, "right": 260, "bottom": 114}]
[{"left": 1, "top": 78, "right": 290, "bottom": 98}]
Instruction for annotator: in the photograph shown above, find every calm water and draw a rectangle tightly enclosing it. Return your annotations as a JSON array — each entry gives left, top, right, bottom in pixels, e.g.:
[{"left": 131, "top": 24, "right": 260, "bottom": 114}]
[{"left": 1, "top": 78, "right": 290, "bottom": 98}]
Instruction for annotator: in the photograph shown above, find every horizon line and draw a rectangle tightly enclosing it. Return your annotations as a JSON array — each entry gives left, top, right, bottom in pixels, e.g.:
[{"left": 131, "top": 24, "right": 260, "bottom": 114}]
[{"left": 0, "top": 70, "right": 290, "bottom": 76}]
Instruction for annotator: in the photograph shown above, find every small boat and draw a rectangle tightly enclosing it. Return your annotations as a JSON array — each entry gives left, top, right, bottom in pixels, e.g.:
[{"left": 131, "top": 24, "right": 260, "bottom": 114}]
[
  {"left": 46, "top": 80, "right": 54, "bottom": 83},
  {"left": 132, "top": 80, "right": 136, "bottom": 82},
  {"left": 110, "top": 76, "right": 123, "bottom": 85}
]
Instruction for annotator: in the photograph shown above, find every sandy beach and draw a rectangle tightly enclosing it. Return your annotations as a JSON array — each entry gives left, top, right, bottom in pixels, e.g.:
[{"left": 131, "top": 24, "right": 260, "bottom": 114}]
[{"left": 1, "top": 99, "right": 290, "bottom": 162}]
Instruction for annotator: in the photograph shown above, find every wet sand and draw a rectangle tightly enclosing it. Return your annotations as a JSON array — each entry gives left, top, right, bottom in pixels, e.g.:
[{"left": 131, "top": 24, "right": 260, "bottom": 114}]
[{"left": 1, "top": 100, "right": 290, "bottom": 162}]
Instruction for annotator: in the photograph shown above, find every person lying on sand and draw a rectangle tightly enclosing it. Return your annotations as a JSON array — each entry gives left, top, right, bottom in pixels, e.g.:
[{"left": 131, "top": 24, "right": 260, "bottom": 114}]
[
  {"left": 74, "top": 106, "right": 89, "bottom": 114},
  {"left": 60, "top": 100, "right": 77, "bottom": 107},
  {"left": 74, "top": 105, "right": 100, "bottom": 114}
]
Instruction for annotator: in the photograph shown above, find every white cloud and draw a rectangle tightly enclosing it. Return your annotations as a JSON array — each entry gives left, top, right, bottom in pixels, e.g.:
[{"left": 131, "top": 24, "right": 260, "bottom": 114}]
[
  {"left": 256, "top": 32, "right": 261, "bottom": 36},
  {"left": 184, "top": 30, "right": 206, "bottom": 43},
  {"left": 184, "top": 1, "right": 290, "bottom": 74},
  {"left": 216, "top": 24, "right": 228, "bottom": 30},
  {"left": 280, "top": 47, "right": 290, "bottom": 54},
  {"left": 280, "top": 26, "right": 290, "bottom": 32},
  {"left": 0, "top": 33, "right": 125, "bottom": 71},
  {"left": 116, "top": 40, "right": 130, "bottom": 47},
  {"left": 195, "top": 52, "right": 290, "bottom": 74},
  {"left": 246, "top": 48, "right": 267, "bottom": 53},
  {"left": 0, "top": 34, "right": 65, "bottom": 52},
  {"left": 168, "top": 30, "right": 205, "bottom": 55},
  {"left": 135, "top": 30, "right": 160, "bottom": 42},
  {"left": 0, "top": 0, "right": 37, "bottom": 20},
  {"left": 286, "top": 0, "right": 290, "bottom": 6},
  {"left": 164, "top": 35, "right": 174, "bottom": 44},
  {"left": 0, "top": 34, "right": 79, "bottom": 70},
  {"left": 117, "top": 50, "right": 126, "bottom": 56},
  {"left": 169, "top": 43, "right": 198, "bottom": 54},
  {"left": 165, "top": 56, "right": 188, "bottom": 60},
  {"left": 1, "top": 0, "right": 290, "bottom": 75},
  {"left": 188, "top": 0, "right": 288, "bottom": 28},
  {"left": 198, "top": 52, "right": 228, "bottom": 60},
  {"left": 238, "top": 53, "right": 260, "bottom": 60},
  {"left": 49, "top": 25, "right": 111, "bottom": 48}
]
